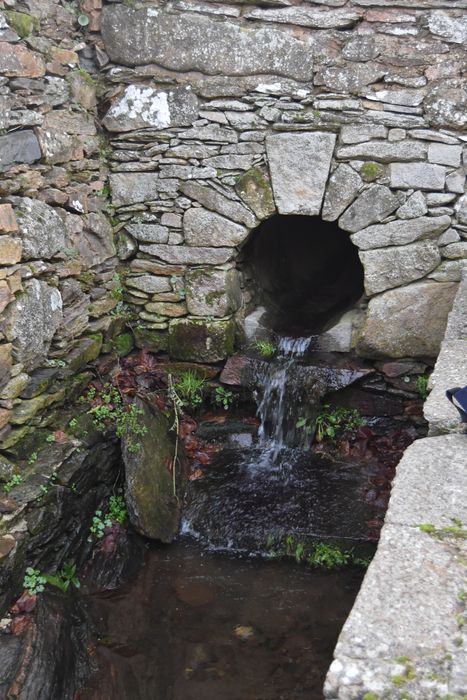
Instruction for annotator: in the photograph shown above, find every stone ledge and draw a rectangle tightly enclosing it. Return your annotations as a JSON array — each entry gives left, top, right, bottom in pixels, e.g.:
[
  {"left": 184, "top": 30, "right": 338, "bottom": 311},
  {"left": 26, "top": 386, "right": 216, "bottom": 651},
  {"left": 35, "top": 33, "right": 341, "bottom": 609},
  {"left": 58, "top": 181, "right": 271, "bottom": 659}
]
[
  {"left": 424, "top": 339, "right": 467, "bottom": 435},
  {"left": 324, "top": 434, "right": 467, "bottom": 700}
]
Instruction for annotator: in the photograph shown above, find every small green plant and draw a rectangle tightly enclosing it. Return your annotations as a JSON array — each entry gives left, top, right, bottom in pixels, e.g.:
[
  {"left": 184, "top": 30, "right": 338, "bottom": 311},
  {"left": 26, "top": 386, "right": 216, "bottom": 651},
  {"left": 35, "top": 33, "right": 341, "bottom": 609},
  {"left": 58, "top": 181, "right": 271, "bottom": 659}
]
[
  {"left": 214, "top": 386, "right": 234, "bottom": 411},
  {"left": 295, "top": 541, "right": 305, "bottom": 563},
  {"left": 3, "top": 474, "right": 22, "bottom": 493},
  {"left": 23, "top": 567, "right": 47, "bottom": 595},
  {"left": 360, "top": 161, "right": 384, "bottom": 181},
  {"left": 108, "top": 495, "right": 127, "bottom": 525},
  {"left": 254, "top": 340, "right": 276, "bottom": 359},
  {"left": 28, "top": 452, "right": 38, "bottom": 466},
  {"left": 295, "top": 416, "right": 313, "bottom": 435},
  {"left": 45, "top": 433, "right": 56, "bottom": 443},
  {"left": 173, "top": 371, "right": 206, "bottom": 409},
  {"left": 363, "top": 694, "right": 380, "bottom": 700},
  {"left": 314, "top": 405, "right": 365, "bottom": 442},
  {"left": 416, "top": 374, "right": 429, "bottom": 400},
  {"left": 415, "top": 519, "right": 467, "bottom": 540},
  {"left": 43, "top": 563, "right": 80, "bottom": 593},
  {"left": 89, "top": 494, "right": 127, "bottom": 541},
  {"left": 85, "top": 385, "right": 147, "bottom": 453},
  {"left": 89, "top": 510, "right": 112, "bottom": 540},
  {"left": 307, "top": 543, "right": 351, "bottom": 569},
  {"left": 45, "top": 358, "right": 67, "bottom": 368}
]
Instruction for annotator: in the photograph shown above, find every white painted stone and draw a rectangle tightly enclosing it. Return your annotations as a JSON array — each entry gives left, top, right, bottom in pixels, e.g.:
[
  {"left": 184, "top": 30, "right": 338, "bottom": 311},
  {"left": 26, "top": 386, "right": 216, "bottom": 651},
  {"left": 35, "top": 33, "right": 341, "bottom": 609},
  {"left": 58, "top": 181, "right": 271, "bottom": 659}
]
[
  {"left": 266, "top": 132, "right": 336, "bottom": 216},
  {"left": 390, "top": 162, "right": 446, "bottom": 190}
]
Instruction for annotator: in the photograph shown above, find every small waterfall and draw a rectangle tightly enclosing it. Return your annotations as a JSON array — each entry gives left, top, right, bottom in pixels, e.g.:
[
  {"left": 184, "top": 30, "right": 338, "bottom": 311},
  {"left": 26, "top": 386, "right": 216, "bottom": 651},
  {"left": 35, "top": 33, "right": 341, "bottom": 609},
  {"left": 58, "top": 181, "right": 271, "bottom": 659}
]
[{"left": 256, "top": 336, "right": 315, "bottom": 460}]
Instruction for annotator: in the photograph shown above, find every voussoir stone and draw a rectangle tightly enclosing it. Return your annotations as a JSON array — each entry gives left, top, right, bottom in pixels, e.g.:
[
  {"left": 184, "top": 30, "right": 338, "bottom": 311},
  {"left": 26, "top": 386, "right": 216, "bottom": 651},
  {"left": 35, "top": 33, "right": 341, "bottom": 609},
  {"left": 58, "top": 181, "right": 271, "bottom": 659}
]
[
  {"left": 183, "top": 208, "right": 248, "bottom": 248},
  {"left": 181, "top": 182, "right": 256, "bottom": 228},
  {"left": 266, "top": 132, "right": 336, "bottom": 216},
  {"left": 322, "top": 164, "right": 362, "bottom": 222},
  {"left": 390, "top": 162, "right": 446, "bottom": 190},
  {"left": 356, "top": 280, "right": 457, "bottom": 359},
  {"left": 2, "top": 279, "right": 63, "bottom": 371},
  {"left": 235, "top": 168, "right": 276, "bottom": 221},
  {"left": 351, "top": 215, "right": 451, "bottom": 250},
  {"left": 103, "top": 86, "right": 199, "bottom": 132},
  {"left": 139, "top": 243, "right": 234, "bottom": 265},
  {"left": 15, "top": 197, "right": 66, "bottom": 260},
  {"left": 338, "top": 185, "right": 399, "bottom": 233},
  {"left": 336, "top": 140, "right": 426, "bottom": 162},
  {"left": 360, "top": 241, "right": 441, "bottom": 295},
  {"left": 102, "top": 5, "right": 313, "bottom": 80}
]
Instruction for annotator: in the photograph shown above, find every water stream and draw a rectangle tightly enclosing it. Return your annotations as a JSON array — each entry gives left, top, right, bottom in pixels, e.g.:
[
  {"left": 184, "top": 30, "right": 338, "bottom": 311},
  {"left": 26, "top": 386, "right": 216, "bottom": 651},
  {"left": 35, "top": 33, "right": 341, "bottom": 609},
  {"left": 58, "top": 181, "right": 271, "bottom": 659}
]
[{"left": 84, "top": 336, "right": 384, "bottom": 698}]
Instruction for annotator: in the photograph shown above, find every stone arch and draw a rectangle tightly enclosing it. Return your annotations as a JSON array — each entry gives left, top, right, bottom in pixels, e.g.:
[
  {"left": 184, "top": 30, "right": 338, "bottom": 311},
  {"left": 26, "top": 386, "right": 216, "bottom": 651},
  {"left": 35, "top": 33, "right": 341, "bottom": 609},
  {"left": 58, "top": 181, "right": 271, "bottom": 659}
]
[{"left": 240, "top": 214, "right": 364, "bottom": 336}]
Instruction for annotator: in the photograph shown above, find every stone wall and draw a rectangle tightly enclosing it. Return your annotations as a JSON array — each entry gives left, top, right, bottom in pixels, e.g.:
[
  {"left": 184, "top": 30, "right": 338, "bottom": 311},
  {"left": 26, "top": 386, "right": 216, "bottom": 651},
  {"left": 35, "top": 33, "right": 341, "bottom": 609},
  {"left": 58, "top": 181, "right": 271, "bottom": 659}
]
[
  {"left": 1, "top": 0, "right": 467, "bottom": 443},
  {"left": 98, "top": 0, "right": 467, "bottom": 364},
  {"left": 0, "top": 0, "right": 120, "bottom": 452}
]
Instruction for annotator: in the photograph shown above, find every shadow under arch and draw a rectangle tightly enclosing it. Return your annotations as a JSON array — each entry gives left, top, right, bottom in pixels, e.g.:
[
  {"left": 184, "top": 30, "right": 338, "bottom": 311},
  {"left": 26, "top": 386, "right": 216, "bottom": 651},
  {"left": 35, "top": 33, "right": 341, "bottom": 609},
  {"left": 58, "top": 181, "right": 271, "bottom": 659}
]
[{"left": 242, "top": 214, "right": 365, "bottom": 335}]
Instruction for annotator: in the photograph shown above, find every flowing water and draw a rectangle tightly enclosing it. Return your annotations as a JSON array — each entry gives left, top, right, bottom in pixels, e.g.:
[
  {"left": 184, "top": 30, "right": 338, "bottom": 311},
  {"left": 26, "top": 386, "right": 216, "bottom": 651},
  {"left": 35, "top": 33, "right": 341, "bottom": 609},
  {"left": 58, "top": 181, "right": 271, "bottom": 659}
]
[{"left": 85, "top": 337, "right": 382, "bottom": 699}]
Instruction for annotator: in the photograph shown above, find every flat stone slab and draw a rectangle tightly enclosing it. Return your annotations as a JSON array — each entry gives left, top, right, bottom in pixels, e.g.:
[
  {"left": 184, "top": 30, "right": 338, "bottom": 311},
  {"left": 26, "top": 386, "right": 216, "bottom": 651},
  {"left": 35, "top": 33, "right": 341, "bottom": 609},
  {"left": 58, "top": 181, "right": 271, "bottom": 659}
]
[
  {"left": 266, "top": 132, "right": 336, "bottom": 216},
  {"left": 103, "top": 86, "right": 199, "bottom": 132},
  {"left": 102, "top": 5, "right": 314, "bottom": 80},
  {"left": 424, "top": 339, "right": 467, "bottom": 435},
  {"left": 325, "top": 434, "right": 467, "bottom": 700}
]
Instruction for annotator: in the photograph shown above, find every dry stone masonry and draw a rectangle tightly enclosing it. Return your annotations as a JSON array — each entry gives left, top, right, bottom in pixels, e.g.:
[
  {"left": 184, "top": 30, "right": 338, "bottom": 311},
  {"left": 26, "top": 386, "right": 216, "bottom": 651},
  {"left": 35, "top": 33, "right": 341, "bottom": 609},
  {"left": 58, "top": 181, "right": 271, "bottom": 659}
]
[
  {"left": 0, "top": 1, "right": 466, "bottom": 697},
  {"left": 96, "top": 0, "right": 467, "bottom": 366}
]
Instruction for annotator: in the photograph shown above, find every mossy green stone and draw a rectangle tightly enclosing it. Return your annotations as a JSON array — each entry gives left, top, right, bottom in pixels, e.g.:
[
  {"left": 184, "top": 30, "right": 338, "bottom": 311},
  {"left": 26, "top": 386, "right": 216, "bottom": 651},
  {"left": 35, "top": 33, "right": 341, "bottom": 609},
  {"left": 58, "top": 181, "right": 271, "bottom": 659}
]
[
  {"left": 112, "top": 333, "right": 134, "bottom": 357},
  {"left": 65, "top": 334, "right": 103, "bottom": 372},
  {"left": 133, "top": 327, "right": 169, "bottom": 353},
  {"left": 5, "top": 11, "right": 38, "bottom": 37},
  {"left": 169, "top": 319, "right": 235, "bottom": 362},
  {"left": 360, "top": 161, "right": 385, "bottom": 182},
  {"left": 235, "top": 167, "right": 275, "bottom": 220}
]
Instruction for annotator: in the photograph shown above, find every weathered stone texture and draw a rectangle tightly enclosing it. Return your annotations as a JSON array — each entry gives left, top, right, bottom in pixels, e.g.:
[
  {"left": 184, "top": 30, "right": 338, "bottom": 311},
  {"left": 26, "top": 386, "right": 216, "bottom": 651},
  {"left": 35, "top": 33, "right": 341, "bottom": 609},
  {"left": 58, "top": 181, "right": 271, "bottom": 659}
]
[
  {"left": 360, "top": 241, "right": 441, "bottom": 295},
  {"left": 357, "top": 281, "right": 458, "bottom": 359},
  {"left": 351, "top": 215, "right": 451, "bottom": 250},
  {"left": 0, "top": 130, "right": 41, "bottom": 170},
  {"left": 185, "top": 268, "right": 242, "bottom": 317},
  {"left": 102, "top": 6, "right": 314, "bottom": 80},
  {"left": 14, "top": 198, "right": 66, "bottom": 260},
  {"left": 390, "top": 162, "right": 446, "bottom": 190},
  {"left": 2, "top": 279, "right": 63, "bottom": 371},
  {"left": 322, "top": 164, "right": 362, "bottom": 222},
  {"left": 184, "top": 208, "right": 248, "bottom": 248},
  {"left": 339, "top": 185, "right": 399, "bottom": 233},
  {"left": 266, "top": 132, "right": 336, "bottom": 216},
  {"left": 103, "top": 86, "right": 199, "bottom": 132}
]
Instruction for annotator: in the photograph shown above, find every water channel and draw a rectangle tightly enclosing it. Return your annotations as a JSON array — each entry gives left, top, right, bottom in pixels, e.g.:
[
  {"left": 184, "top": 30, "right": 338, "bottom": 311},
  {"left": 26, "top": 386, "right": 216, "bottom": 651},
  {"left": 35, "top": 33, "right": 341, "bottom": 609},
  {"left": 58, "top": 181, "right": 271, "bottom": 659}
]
[{"left": 83, "top": 337, "right": 391, "bottom": 699}]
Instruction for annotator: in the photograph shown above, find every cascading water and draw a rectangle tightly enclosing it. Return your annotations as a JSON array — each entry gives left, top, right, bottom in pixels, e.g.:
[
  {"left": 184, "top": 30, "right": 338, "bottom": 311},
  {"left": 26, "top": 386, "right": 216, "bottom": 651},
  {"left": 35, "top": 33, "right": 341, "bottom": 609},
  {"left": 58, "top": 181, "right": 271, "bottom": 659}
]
[
  {"left": 182, "top": 336, "right": 379, "bottom": 553},
  {"left": 256, "top": 336, "right": 314, "bottom": 459}
]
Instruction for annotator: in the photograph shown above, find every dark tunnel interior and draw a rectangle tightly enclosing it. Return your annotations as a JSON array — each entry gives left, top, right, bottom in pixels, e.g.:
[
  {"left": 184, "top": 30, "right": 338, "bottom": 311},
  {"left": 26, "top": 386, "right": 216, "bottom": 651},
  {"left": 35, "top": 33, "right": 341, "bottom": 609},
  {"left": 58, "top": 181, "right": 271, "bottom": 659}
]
[{"left": 243, "top": 214, "right": 365, "bottom": 335}]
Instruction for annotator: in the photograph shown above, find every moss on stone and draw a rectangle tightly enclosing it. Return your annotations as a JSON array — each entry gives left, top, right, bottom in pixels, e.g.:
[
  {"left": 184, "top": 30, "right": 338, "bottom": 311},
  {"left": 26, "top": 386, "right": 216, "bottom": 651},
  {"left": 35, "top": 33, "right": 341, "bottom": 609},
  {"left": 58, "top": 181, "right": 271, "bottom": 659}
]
[
  {"left": 360, "top": 161, "right": 384, "bottom": 182},
  {"left": 168, "top": 318, "right": 235, "bottom": 362},
  {"left": 235, "top": 167, "right": 275, "bottom": 220},
  {"left": 133, "top": 326, "right": 169, "bottom": 353},
  {"left": 65, "top": 334, "right": 103, "bottom": 372},
  {"left": 111, "top": 333, "right": 134, "bottom": 357},
  {"left": 5, "top": 11, "right": 38, "bottom": 37}
]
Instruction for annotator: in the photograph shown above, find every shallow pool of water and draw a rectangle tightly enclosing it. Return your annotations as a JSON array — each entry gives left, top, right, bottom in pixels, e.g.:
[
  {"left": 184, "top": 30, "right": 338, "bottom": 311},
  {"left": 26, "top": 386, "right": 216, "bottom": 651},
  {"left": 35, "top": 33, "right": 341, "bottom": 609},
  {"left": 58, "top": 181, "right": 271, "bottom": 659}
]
[{"left": 83, "top": 541, "right": 365, "bottom": 700}]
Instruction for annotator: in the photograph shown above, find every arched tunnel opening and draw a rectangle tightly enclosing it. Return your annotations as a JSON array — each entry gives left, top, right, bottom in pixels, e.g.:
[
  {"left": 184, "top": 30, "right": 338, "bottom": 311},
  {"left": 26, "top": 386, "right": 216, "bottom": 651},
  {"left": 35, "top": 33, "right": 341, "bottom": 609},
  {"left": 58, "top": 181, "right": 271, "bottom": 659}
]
[{"left": 243, "top": 214, "right": 365, "bottom": 335}]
